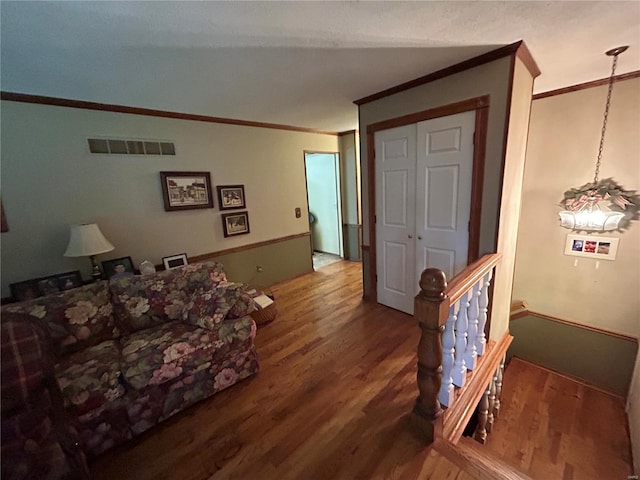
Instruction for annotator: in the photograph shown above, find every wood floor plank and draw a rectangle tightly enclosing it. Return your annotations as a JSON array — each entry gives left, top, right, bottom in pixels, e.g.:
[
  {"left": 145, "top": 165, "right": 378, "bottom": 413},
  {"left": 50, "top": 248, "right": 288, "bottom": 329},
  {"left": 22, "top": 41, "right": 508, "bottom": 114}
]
[
  {"left": 484, "top": 357, "right": 633, "bottom": 480},
  {"left": 90, "top": 262, "right": 632, "bottom": 479}
]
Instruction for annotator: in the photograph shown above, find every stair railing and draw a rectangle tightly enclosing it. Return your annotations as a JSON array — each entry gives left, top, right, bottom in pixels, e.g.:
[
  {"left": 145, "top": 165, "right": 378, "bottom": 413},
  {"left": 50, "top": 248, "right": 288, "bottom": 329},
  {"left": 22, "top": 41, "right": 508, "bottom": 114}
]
[{"left": 412, "top": 253, "right": 512, "bottom": 444}]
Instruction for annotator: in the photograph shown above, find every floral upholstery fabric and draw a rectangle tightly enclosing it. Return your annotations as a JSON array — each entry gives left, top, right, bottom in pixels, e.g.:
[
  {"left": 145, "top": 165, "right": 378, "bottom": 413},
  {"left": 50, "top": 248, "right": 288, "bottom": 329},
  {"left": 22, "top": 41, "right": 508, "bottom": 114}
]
[
  {"left": 184, "top": 282, "right": 255, "bottom": 330},
  {"left": 2, "top": 282, "right": 117, "bottom": 358},
  {"left": 109, "top": 262, "right": 228, "bottom": 334},
  {"left": 75, "top": 404, "right": 131, "bottom": 458},
  {"left": 55, "top": 340, "right": 125, "bottom": 417},
  {"left": 2, "top": 261, "right": 259, "bottom": 462},
  {"left": 120, "top": 316, "right": 256, "bottom": 391},
  {"left": 126, "top": 346, "right": 259, "bottom": 436}
]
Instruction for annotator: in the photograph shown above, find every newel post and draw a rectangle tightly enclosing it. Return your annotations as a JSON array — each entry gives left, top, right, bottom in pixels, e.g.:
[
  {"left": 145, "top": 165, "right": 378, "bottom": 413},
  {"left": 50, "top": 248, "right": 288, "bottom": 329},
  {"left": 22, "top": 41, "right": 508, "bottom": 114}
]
[{"left": 412, "top": 268, "right": 450, "bottom": 443}]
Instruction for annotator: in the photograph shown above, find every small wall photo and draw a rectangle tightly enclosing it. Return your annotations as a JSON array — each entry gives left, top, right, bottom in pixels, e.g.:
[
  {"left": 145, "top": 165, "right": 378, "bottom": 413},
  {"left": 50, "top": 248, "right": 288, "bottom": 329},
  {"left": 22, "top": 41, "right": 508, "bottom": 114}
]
[
  {"left": 564, "top": 234, "right": 619, "bottom": 261},
  {"left": 222, "top": 211, "right": 250, "bottom": 237},
  {"left": 217, "top": 185, "right": 246, "bottom": 210}
]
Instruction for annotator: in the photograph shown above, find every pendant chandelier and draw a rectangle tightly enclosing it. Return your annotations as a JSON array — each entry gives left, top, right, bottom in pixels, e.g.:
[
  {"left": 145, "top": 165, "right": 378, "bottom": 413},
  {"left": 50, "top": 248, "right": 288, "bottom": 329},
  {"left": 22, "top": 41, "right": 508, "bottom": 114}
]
[{"left": 558, "top": 46, "right": 639, "bottom": 232}]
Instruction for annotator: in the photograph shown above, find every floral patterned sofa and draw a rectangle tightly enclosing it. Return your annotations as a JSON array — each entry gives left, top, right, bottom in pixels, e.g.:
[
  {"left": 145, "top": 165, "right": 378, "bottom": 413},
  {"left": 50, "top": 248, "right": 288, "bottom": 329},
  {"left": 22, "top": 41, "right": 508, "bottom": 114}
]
[{"left": 2, "top": 262, "right": 259, "bottom": 460}]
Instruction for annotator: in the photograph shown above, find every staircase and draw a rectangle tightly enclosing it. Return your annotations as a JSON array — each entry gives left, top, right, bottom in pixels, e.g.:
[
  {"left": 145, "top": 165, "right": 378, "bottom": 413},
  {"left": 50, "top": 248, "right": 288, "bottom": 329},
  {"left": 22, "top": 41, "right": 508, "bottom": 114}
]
[
  {"left": 410, "top": 253, "right": 529, "bottom": 479},
  {"left": 409, "top": 253, "right": 634, "bottom": 479}
]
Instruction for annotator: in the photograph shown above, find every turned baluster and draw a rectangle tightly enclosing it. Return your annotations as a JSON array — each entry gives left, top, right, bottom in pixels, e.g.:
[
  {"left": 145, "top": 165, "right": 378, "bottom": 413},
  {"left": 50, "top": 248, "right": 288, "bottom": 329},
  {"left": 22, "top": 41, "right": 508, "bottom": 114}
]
[
  {"left": 486, "top": 372, "right": 497, "bottom": 433},
  {"left": 493, "top": 356, "right": 505, "bottom": 420},
  {"left": 412, "top": 268, "right": 449, "bottom": 443},
  {"left": 464, "top": 283, "right": 479, "bottom": 370},
  {"left": 474, "top": 382, "right": 491, "bottom": 444},
  {"left": 451, "top": 292, "right": 468, "bottom": 387},
  {"left": 476, "top": 272, "right": 492, "bottom": 356},
  {"left": 439, "top": 303, "right": 457, "bottom": 407}
]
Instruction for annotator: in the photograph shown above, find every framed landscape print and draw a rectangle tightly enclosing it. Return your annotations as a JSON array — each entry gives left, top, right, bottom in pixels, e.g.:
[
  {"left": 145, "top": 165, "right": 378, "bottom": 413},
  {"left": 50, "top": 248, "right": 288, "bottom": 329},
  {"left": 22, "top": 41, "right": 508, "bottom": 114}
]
[
  {"left": 222, "top": 211, "right": 250, "bottom": 237},
  {"left": 160, "top": 171, "right": 214, "bottom": 211},
  {"left": 217, "top": 185, "right": 246, "bottom": 210}
]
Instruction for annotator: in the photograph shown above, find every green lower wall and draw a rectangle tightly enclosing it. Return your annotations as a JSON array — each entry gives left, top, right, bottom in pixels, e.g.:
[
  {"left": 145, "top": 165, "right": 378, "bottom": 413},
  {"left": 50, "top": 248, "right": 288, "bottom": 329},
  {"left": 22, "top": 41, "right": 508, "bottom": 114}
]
[
  {"left": 209, "top": 234, "right": 313, "bottom": 287},
  {"left": 343, "top": 224, "right": 362, "bottom": 261},
  {"left": 508, "top": 313, "right": 638, "bottom": 396}
]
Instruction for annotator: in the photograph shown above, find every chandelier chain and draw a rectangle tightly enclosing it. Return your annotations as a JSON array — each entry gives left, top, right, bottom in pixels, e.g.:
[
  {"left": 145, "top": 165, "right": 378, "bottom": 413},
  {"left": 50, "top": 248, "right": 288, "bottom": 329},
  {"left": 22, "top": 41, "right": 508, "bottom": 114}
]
[{"left": 594, "top": 53, "right": 619, "bottom": 185}]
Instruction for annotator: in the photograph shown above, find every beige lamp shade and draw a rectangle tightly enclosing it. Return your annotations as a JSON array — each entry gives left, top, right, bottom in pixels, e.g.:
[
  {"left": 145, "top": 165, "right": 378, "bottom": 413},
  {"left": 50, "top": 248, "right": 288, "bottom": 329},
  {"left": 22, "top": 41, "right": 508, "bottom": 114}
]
[{"left": 64, "top": 223, "right": 114, "bottom": 257}]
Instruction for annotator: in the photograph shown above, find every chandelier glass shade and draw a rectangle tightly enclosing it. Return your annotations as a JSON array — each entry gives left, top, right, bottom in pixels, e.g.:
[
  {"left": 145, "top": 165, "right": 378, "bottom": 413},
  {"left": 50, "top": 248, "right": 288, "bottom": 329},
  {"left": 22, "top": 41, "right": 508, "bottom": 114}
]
[{"left": 558, "top": 46, "right": 639, "bottom": 232}]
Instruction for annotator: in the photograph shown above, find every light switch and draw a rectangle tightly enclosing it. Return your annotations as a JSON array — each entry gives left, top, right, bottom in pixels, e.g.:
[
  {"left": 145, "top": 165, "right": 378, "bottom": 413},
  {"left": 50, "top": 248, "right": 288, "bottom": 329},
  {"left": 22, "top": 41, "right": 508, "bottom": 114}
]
[{"left": 295, "top": 207, "right": 301, "bottom": 218}]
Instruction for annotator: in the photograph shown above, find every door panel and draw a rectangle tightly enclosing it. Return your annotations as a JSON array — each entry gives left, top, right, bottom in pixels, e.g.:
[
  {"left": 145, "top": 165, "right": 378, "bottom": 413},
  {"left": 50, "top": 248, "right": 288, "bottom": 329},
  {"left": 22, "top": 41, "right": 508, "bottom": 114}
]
[
  {"left": 383, "top": 241, "right": 407, "bottom": 294},
  {"left": 416, "top": 111, "right": 475, "bottom": 288},
  {"left": 375, "top": 111, "right": 474, "bottom": 315},
  {"left": 426, "top": 165, "right": 459, "bottom": 230},
  {"left": 375, "top": 124, "right": 416, "bottom": 314},
  {"left": 383, "top": 170, "right": 408, "bottom": 226}
]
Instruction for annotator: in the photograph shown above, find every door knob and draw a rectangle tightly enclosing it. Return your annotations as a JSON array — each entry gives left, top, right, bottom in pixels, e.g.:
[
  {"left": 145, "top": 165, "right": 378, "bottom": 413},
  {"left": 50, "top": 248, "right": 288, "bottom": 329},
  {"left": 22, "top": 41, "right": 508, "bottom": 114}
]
[
  {"left": 408, "top": 234, "right": 413, "bottom": 239},
  {"left": 418, "top": 236, "right": 423, "bottom": 240}
]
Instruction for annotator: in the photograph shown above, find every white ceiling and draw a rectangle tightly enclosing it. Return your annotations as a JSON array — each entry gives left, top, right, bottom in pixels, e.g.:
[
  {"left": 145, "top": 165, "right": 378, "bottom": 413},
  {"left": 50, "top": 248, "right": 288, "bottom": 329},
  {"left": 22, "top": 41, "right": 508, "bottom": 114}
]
[{"left": 1, "top": 1, "right": 639, "bottom": 132}]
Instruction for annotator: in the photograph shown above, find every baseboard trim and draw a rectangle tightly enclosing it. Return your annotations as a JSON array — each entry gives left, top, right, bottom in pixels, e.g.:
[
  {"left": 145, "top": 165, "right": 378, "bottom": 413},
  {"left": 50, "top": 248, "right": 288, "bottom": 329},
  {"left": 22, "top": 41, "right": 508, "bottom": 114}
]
[
  {"left": 510, "top": 309, "right": 637, "bottom": 343},
  {"left": 510, "top": 356, "right": 625, "bottom": 400},
  {"left": 187, "top": 232, "right": 311, "bottom": 265}
]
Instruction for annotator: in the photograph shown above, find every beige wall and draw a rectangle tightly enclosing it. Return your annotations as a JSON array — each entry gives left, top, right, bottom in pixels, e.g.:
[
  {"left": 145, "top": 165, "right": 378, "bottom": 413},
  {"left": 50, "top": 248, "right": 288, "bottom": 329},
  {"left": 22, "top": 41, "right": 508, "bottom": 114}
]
[
  {"left": 490, "top": 58, "right": 534, "bottom": 340},
  {"left": 359, "top": 56, "right": 512, "bottom": 256},
  {"left": 512, "top": 78, "right": 640, "bottom": 337},
  {"left": 629, "top": 351, "right": 640, "bottom": 472},
  {"left": 0, "top": 101, "right": 338, "bottom": 296},
  {"left": 338, "top": 131, "right": 362, "bottom": 260}
]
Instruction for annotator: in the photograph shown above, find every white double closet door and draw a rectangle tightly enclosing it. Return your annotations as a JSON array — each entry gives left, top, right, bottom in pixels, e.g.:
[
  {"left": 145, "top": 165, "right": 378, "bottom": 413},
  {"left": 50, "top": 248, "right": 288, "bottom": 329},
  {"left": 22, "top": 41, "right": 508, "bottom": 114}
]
[{"left": 375, "top": 111, "right": 475, "bottom": 314}]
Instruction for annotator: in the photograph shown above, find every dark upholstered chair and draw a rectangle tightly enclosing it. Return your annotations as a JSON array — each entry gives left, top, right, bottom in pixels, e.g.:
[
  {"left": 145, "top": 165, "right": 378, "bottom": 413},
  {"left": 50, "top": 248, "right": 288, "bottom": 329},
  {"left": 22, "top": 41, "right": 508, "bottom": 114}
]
[{"left": 1, "top": 312, "right": 90, "bottom": 480}]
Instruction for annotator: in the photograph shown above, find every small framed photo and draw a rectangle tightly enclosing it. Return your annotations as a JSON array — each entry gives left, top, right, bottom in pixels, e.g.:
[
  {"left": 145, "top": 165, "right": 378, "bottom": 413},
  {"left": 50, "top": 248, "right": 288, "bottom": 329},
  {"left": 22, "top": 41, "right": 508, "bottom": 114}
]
[
  {"left": 162, "top": 253, "right": 188, "bottom": 270},
  {"left": 222, "top": 211, "right": 250, "bottom": 237},
  {"left": 10, "top": 270, "right": 83, "bottom": 301},
  {"left": 217, "top": 185, "right": 246, "bottom": 210},
  {"left": 10, "top": 279, "right": 42, "bottom": 301},
  {"left": 55, "top": 271, "right": 83, "bottom": 291},
  {"left": 102, "top": 256, "right": 136, "bottom": 280},
  {"left": 564, "top": 234, "right": 619, "bottom": 261},
  {"left": 160, "top": 171, "right": 214, "bottom": 211}
]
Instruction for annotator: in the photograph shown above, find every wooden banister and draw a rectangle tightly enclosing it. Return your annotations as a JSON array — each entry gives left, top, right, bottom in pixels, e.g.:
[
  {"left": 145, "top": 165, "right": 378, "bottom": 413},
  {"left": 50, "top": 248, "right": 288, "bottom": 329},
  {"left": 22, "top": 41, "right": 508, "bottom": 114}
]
[
  {"left": 442, "top": 332, "right": 512, "bottom": 443},
  {"left": 412, "top": 252, "right": 504, "bottom": 446},
  {"left": 446, "top": 253, "right": 501, "bottom": 304},
  {"left": 435, "top": 436, "right": 533, "bottom": 480},
  {"left": 411, "top": 268, "right": 449, "bottom": 442}
]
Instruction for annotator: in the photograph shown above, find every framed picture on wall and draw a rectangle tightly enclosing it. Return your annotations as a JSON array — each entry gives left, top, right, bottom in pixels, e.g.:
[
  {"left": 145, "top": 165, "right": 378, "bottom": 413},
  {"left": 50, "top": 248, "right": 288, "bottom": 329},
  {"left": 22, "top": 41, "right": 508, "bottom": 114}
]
[
  {"left": 564, "top": 234, "right": 619, "bottom": 261},
  {"left": 160, "top": 171, "right": 214, "bottom": 211},
  {"left": 217, "top": 185, "right": 246, "bottom": 210},
  {"left": 222, "top": 211, "right": 250, "bottom": 237}
]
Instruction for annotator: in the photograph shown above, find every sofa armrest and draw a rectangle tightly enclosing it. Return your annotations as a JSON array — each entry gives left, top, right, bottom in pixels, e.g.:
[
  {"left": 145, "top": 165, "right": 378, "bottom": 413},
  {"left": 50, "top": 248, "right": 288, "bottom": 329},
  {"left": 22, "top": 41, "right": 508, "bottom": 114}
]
[{"left": 184, "top": 282, "right": 255, "bottom": 331}]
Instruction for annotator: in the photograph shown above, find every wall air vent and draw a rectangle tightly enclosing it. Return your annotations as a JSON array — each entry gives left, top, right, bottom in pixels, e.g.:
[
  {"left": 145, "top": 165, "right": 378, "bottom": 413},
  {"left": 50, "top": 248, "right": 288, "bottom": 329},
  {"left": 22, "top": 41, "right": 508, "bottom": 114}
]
[{"left": 88, "top": 138, "right": 176, "bottom": 156}]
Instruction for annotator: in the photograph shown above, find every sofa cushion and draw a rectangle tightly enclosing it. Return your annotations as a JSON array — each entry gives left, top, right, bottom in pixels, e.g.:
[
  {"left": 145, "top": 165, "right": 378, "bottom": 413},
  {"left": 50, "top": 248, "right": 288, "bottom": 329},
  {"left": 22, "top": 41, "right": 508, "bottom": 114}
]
[
  {"left": 55, "top": 340, "right": 125, "bottom": 418},
  {"left": 109, "top": 262, "right": 228, "bottom": 334},
  {"left": 185, "top": 282, "right": 255, "bottom": 330},
  {"left": 2, "top": 282, "right": 117, "bottom": 358},
  {"left": 120, "top": 317, "right": 255, "bottom": 391}
]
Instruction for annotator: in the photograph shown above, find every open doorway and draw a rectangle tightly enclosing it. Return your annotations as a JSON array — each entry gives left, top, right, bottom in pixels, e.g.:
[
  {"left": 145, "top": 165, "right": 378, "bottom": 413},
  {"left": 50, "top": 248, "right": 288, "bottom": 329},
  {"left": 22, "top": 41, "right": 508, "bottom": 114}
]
[{"left": 304, "top": 151, "right": 343, "bottom": 269}]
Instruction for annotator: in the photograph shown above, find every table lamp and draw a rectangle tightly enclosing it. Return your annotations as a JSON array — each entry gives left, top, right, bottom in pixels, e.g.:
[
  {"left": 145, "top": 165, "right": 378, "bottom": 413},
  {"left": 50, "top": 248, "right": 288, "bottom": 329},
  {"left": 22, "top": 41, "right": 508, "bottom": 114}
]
[{"left": 64, "top": 223, "right": 115, "bottom": 281}]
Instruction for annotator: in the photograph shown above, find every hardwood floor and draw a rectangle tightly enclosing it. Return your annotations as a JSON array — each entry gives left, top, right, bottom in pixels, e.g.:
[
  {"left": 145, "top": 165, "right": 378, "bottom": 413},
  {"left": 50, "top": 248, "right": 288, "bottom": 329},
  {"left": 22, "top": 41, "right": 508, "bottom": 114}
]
[
  {"left": 91, "top": 261, "right": 633, "bottom": 479},
  {"left": 485, "top": 357, "right": 633, "bottom": 479},
  {"left": 92, "top": 260, "right": 469, "bottom": 479}
]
